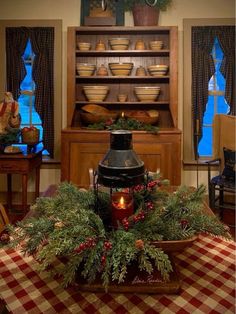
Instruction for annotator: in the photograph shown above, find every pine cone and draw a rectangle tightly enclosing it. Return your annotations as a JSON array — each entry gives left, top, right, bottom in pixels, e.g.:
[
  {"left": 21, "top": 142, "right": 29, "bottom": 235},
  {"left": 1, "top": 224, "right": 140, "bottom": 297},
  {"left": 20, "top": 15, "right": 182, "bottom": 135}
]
[{"left": 135, "top": 239, "right": 144, "bottom": 250}]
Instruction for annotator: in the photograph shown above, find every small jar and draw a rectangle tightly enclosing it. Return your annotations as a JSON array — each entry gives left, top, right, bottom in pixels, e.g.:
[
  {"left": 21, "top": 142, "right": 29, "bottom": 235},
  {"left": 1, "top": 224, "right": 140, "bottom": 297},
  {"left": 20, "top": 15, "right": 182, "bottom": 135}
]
[
  {"left": 135, "top": 66, "right": 146, "bottom": 76},
  {"left": 97, "top": 64, "right": 108, "bottom": 76},
  {"left": 117, "top": 94, "right": 128, "bottom": 102},
  {"left": 95, "top": 40, "right": 106, "bottom": 51},
  {"left": 135, "top": 39, "right": 145, "bottom": 50}
]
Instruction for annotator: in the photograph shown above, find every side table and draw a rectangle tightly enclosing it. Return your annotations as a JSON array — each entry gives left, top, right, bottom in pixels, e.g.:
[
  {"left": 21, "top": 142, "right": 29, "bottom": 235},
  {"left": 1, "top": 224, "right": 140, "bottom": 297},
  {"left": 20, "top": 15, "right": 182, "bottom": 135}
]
[{"left": 0, "top": 150, "right": 42, "bottom": 213}]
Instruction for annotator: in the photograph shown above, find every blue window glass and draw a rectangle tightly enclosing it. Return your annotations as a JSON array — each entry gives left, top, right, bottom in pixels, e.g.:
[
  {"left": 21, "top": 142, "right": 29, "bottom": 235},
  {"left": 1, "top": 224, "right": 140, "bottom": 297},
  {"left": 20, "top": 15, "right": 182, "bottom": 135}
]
[
  {"left": 198, "top": 37, "right": 230, "bottom": 157},
  {"left": 17, "top": 39, "right": 48, "bottom": 155}
]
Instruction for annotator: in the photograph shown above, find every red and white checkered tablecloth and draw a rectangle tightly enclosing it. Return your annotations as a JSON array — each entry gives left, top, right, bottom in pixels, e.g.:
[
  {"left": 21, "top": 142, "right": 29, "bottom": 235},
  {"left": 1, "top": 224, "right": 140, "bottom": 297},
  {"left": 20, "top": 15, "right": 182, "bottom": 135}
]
[{"left": 0, "top": 234, "right": 235, "bottom": 314}]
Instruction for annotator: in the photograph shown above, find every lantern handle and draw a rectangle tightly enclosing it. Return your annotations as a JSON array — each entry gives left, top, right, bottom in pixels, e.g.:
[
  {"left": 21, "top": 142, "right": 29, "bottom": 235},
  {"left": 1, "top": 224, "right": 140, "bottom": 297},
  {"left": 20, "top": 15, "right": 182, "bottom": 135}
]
[
  {"left": 145, "top": 0, "right": 158, "bottom": 6},
  {"left": 101, "top": 0, "right": 107, "bottom": 11}
]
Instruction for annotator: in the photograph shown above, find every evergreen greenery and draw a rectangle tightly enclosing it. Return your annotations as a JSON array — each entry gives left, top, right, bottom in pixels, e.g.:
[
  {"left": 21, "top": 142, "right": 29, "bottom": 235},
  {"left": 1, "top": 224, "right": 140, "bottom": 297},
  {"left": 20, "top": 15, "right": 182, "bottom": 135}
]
[
  {"left": 87, "top": 117, "right": 158, "bottom": 133},
  {"left": 2, "top": 178, "right": 230, "bottom": 290}
]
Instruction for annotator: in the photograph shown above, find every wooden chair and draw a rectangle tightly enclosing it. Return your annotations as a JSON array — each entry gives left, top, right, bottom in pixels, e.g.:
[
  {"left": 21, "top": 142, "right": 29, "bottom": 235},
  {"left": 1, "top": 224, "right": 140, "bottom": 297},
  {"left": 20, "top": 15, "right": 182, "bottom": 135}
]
[
  {"left": 206, "top": 114, "right": 236, "bottom": 219},
  {"left": 0, "top": 204, "right": 10, "bottom": 233}
]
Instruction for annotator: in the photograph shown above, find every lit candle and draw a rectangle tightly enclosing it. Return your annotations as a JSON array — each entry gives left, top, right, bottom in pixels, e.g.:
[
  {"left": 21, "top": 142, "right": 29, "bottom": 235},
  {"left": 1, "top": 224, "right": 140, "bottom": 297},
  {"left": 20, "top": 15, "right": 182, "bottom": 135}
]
[{"left": 111, "top": 192, "right": 134, "bottom": 228}]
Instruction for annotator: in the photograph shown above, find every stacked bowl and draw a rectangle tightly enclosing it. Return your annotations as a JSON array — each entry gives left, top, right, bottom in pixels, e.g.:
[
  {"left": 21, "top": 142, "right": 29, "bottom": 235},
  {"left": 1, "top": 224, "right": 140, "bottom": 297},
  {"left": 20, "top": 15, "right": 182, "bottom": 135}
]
[
  {"left": 76, "top": 63, "right": 96, "bottom": 76},
  {"left": 109, "top": 38, "right": 130, "bottom": 50},
  {"left": 77, "top": 42, "right": 91, "bottom": 51},
  {"left": 134, "top": 86, "right": 161, "bottom": 102},
  {"left": 149, "top": 40, "right": 163, "bottom": 50},
  {"left": 83, "top": 85, "right": 109, "bottom": 102},
  {"left": 148, "top": 64, "right": 169, "bottom": 76},
  {"left": 109, "top": 62, "right": 133, "bottom": 76}
]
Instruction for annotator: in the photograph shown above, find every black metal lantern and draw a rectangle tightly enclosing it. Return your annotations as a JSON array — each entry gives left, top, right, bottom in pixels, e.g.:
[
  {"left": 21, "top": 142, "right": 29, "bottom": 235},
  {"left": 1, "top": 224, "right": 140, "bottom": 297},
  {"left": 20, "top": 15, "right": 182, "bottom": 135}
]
[
  {"left": 97, "top": 130, "right": 145, "bottom": 188},
  {"left": 94, "top": 130, "right": 146, "bottom": 229}
]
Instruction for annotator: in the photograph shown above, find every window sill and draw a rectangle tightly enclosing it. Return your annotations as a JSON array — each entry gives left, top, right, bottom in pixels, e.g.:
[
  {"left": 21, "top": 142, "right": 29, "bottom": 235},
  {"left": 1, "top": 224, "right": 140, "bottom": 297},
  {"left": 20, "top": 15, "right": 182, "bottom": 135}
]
[
  {"left": 41, "top": 156, "right": 60, "bottom": 169},
  {"left": 183, "top": 159, "right": 219, "bottom": 171}
]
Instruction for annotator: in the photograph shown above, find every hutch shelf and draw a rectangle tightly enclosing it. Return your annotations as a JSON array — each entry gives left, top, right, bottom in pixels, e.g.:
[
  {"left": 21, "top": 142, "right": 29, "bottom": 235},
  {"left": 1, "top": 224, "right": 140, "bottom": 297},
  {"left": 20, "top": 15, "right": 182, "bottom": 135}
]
[{"left": 61, "top": 26, "right": 181, "bottom": 188}]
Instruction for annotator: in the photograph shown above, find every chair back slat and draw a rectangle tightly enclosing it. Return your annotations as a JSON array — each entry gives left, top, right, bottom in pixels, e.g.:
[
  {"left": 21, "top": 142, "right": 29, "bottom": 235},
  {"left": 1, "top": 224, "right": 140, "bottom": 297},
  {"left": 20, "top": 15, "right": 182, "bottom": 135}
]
[
  {"left": 213, "top": 114, "right": 236, "bottom": 171},
  {"left": 0, "top": 204, "right": 9, "bottom": 233}
]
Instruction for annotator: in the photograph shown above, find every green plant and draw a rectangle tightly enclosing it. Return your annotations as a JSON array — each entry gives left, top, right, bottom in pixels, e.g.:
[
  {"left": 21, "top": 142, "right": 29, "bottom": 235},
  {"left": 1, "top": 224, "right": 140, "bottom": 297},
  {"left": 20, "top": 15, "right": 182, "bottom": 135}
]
[
  {"left": 124, "top": 0, "right": 172, "bottom": 11},
  {"left": 1, "top": 180, "right": 230, "bottom": 290}
]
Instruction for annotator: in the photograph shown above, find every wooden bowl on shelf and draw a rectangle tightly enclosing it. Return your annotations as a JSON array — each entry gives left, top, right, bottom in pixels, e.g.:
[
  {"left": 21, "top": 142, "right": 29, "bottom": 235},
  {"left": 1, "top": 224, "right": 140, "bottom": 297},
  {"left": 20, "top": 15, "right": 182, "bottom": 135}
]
[
  {"left": 125, "top": 110, "right": 159, "bottom": 125},
  {"left": 80, "top": 111, "right": 118, "bottom": 125},
  {"left": 80, "top": 105, "right": 118, "bottom": 125}
]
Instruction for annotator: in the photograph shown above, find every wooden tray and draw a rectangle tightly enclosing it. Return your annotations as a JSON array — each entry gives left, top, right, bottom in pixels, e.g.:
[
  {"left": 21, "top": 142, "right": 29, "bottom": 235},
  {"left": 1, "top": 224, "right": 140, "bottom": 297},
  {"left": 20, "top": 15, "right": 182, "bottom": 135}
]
[
  {"left": 75, "top": 255, "right": 180, "bottom": 294},
  {"left": 151, "top": 236, "right": 198, "bottom": 252}
]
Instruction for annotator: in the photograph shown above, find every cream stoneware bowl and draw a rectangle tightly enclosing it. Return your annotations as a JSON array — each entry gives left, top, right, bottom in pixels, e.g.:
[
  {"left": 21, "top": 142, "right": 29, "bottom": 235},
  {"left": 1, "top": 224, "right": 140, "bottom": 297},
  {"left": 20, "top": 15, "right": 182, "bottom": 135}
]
[
  {"left": 109, "top": 62, "right": 133, "bottom": 76},
  {"left": 83, "top": 85, "right": 109, "bottom": 102},
  {"left": 109, "top": 38, "right": 130, "bottom": 50},
  {"left": 77, "top": 42, "right": 91, "bottom": 51},
  {"left": 134, "top": 86, "right": 161, "bottom": 102},
  {"left": 76, "top": 63, "right": 96, "bottom": 76},
  {"left": 148, "top": 65, "right": 169, "bottom": 76},
  {"left": 149, "top": 40, "right": 163, "bottom": 50}
]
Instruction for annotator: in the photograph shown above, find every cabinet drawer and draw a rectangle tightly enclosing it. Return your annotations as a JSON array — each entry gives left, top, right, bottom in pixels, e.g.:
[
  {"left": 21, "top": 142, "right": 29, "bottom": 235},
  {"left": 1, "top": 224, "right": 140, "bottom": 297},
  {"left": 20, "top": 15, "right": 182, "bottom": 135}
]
[{"left": 0, "top": 161, "right": 28, "bottom": 173}]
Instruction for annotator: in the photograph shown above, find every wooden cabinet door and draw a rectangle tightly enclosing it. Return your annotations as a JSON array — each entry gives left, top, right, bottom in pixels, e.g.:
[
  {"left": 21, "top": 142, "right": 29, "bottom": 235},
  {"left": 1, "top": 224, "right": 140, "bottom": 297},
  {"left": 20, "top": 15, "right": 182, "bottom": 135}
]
[
  {"left": 61, "top": 130, "right": 181, "bottom": 188},
  {"left": 134, "top": 142, "right": 174, "bottom": 182},
  {"left": 69, "top": 142, "right": 109, "bottom": 188}
]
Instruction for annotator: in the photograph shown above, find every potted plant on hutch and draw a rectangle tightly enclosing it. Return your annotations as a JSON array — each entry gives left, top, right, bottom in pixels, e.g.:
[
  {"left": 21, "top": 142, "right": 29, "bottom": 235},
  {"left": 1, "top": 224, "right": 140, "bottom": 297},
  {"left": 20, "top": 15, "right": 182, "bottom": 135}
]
[{"left": 124, "top": 0, "right": 172, "bottom": 26}]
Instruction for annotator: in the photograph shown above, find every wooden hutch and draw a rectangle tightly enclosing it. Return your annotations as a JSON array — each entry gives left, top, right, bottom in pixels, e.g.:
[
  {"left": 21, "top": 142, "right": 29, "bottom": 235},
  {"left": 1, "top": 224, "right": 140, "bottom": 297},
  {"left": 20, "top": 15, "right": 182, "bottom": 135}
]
[{"left": 61, "top": 26, "right": 181, "bottom": 188}]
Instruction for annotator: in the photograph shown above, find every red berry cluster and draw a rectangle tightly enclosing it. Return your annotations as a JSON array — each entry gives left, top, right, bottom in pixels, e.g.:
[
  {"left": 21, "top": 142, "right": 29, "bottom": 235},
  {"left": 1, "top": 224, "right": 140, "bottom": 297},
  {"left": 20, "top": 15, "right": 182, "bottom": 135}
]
[
  {"left": 100, "top": 241, "right": 112, "bottom": 268},
  {"left": 74, "top": 237, "right": 96, "bottom": 254},
  {"left": 180, "top": 219, "right": 189, "bottom": 229},
  {"left": 133, "top": 211, "right": 145, "bottom": 223},
  {"left": 133, "top": 184, "right": 145, "bottom": 192},
  {"left": 105, "top": 118, "right": 114, "bottom": 126},
  {"left": 101, "top": 255, "right": 106, "bottom": 266},
  {"left": 145, "top": 201, "right": 154, "bottom": 210},
  {"left": 147, "top": 179, "right": 160, "bottom": 190},
  {"left": 103, "top": 240, "right": 112, "bottom": 251},
  {"left": 122, "top": 218, "right": 130, "bottom": 230}
]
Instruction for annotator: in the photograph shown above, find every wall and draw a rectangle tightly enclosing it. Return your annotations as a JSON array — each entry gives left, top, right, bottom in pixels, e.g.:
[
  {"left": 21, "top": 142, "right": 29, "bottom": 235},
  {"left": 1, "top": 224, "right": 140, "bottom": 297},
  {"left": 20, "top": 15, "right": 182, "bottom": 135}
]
[{"left": 0, "top": 0, "right": 235, "bottom": 194}]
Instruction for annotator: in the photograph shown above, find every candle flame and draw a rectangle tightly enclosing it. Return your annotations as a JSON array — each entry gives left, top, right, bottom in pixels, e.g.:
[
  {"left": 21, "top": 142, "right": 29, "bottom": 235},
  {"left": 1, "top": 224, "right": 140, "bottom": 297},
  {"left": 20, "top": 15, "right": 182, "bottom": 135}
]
[
  {"left": 119, "top": 196, "right": 125, "bottom": 209},
  {"left": 121, "top": 111, "right": 125, "bottom": 118}
]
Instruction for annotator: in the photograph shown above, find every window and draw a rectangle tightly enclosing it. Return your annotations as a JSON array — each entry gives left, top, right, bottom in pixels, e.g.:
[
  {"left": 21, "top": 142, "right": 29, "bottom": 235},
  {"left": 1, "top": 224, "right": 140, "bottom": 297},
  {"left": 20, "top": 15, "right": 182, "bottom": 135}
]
[
  {"left": 6, "top": 27, "right": 55, "bottom": 157},
  {"left": 183, "top": 18, "right": 235, "bottom": 164},
  {"left": 198, "top": 37, "right": 230, "bottom": 157},
  {"left": 18, "top": 39, "right": 48, "bottom": 154},
  {"left": 0, "top": 20, "right": 62, "bottom": 161}
]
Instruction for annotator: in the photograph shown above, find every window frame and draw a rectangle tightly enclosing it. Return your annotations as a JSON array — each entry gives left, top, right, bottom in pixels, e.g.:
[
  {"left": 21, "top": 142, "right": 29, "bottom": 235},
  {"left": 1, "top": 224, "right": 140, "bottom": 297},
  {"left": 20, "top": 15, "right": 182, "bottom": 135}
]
[
  {"left": 183, "top": 18, "right": 234, "bottom": 166},
  {"left": 0, "top": 19, "right": 62, "bottom": 162}
]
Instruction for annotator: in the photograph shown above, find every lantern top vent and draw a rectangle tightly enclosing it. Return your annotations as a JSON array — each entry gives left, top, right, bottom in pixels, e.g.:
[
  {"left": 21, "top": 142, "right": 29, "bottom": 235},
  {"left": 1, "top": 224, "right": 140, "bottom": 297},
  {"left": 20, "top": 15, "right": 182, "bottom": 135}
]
[{"left": 97, "top": 130, "right": 145, "bottom": 188}]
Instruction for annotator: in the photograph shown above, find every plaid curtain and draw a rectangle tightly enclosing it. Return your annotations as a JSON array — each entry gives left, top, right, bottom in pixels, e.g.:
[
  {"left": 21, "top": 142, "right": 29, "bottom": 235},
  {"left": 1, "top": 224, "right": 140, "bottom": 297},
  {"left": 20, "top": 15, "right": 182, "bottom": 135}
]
[
  {"left": 5, "top": 27, "right": 28, "bottom": 100},
  {"left": 30, "top": 28, "right": 54, "bottom": 158},
  {"left": 217, "top": 26, "right": 235, "bottom": 115},
  {"left": 191, "top": 26, "right": 235, "bottom": 158},
  {"left": 192, "top": 27, "right": 215, "bottom": 158},
  {"left": 5, "top": 27, "right": 54, "bottom": 158}
]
